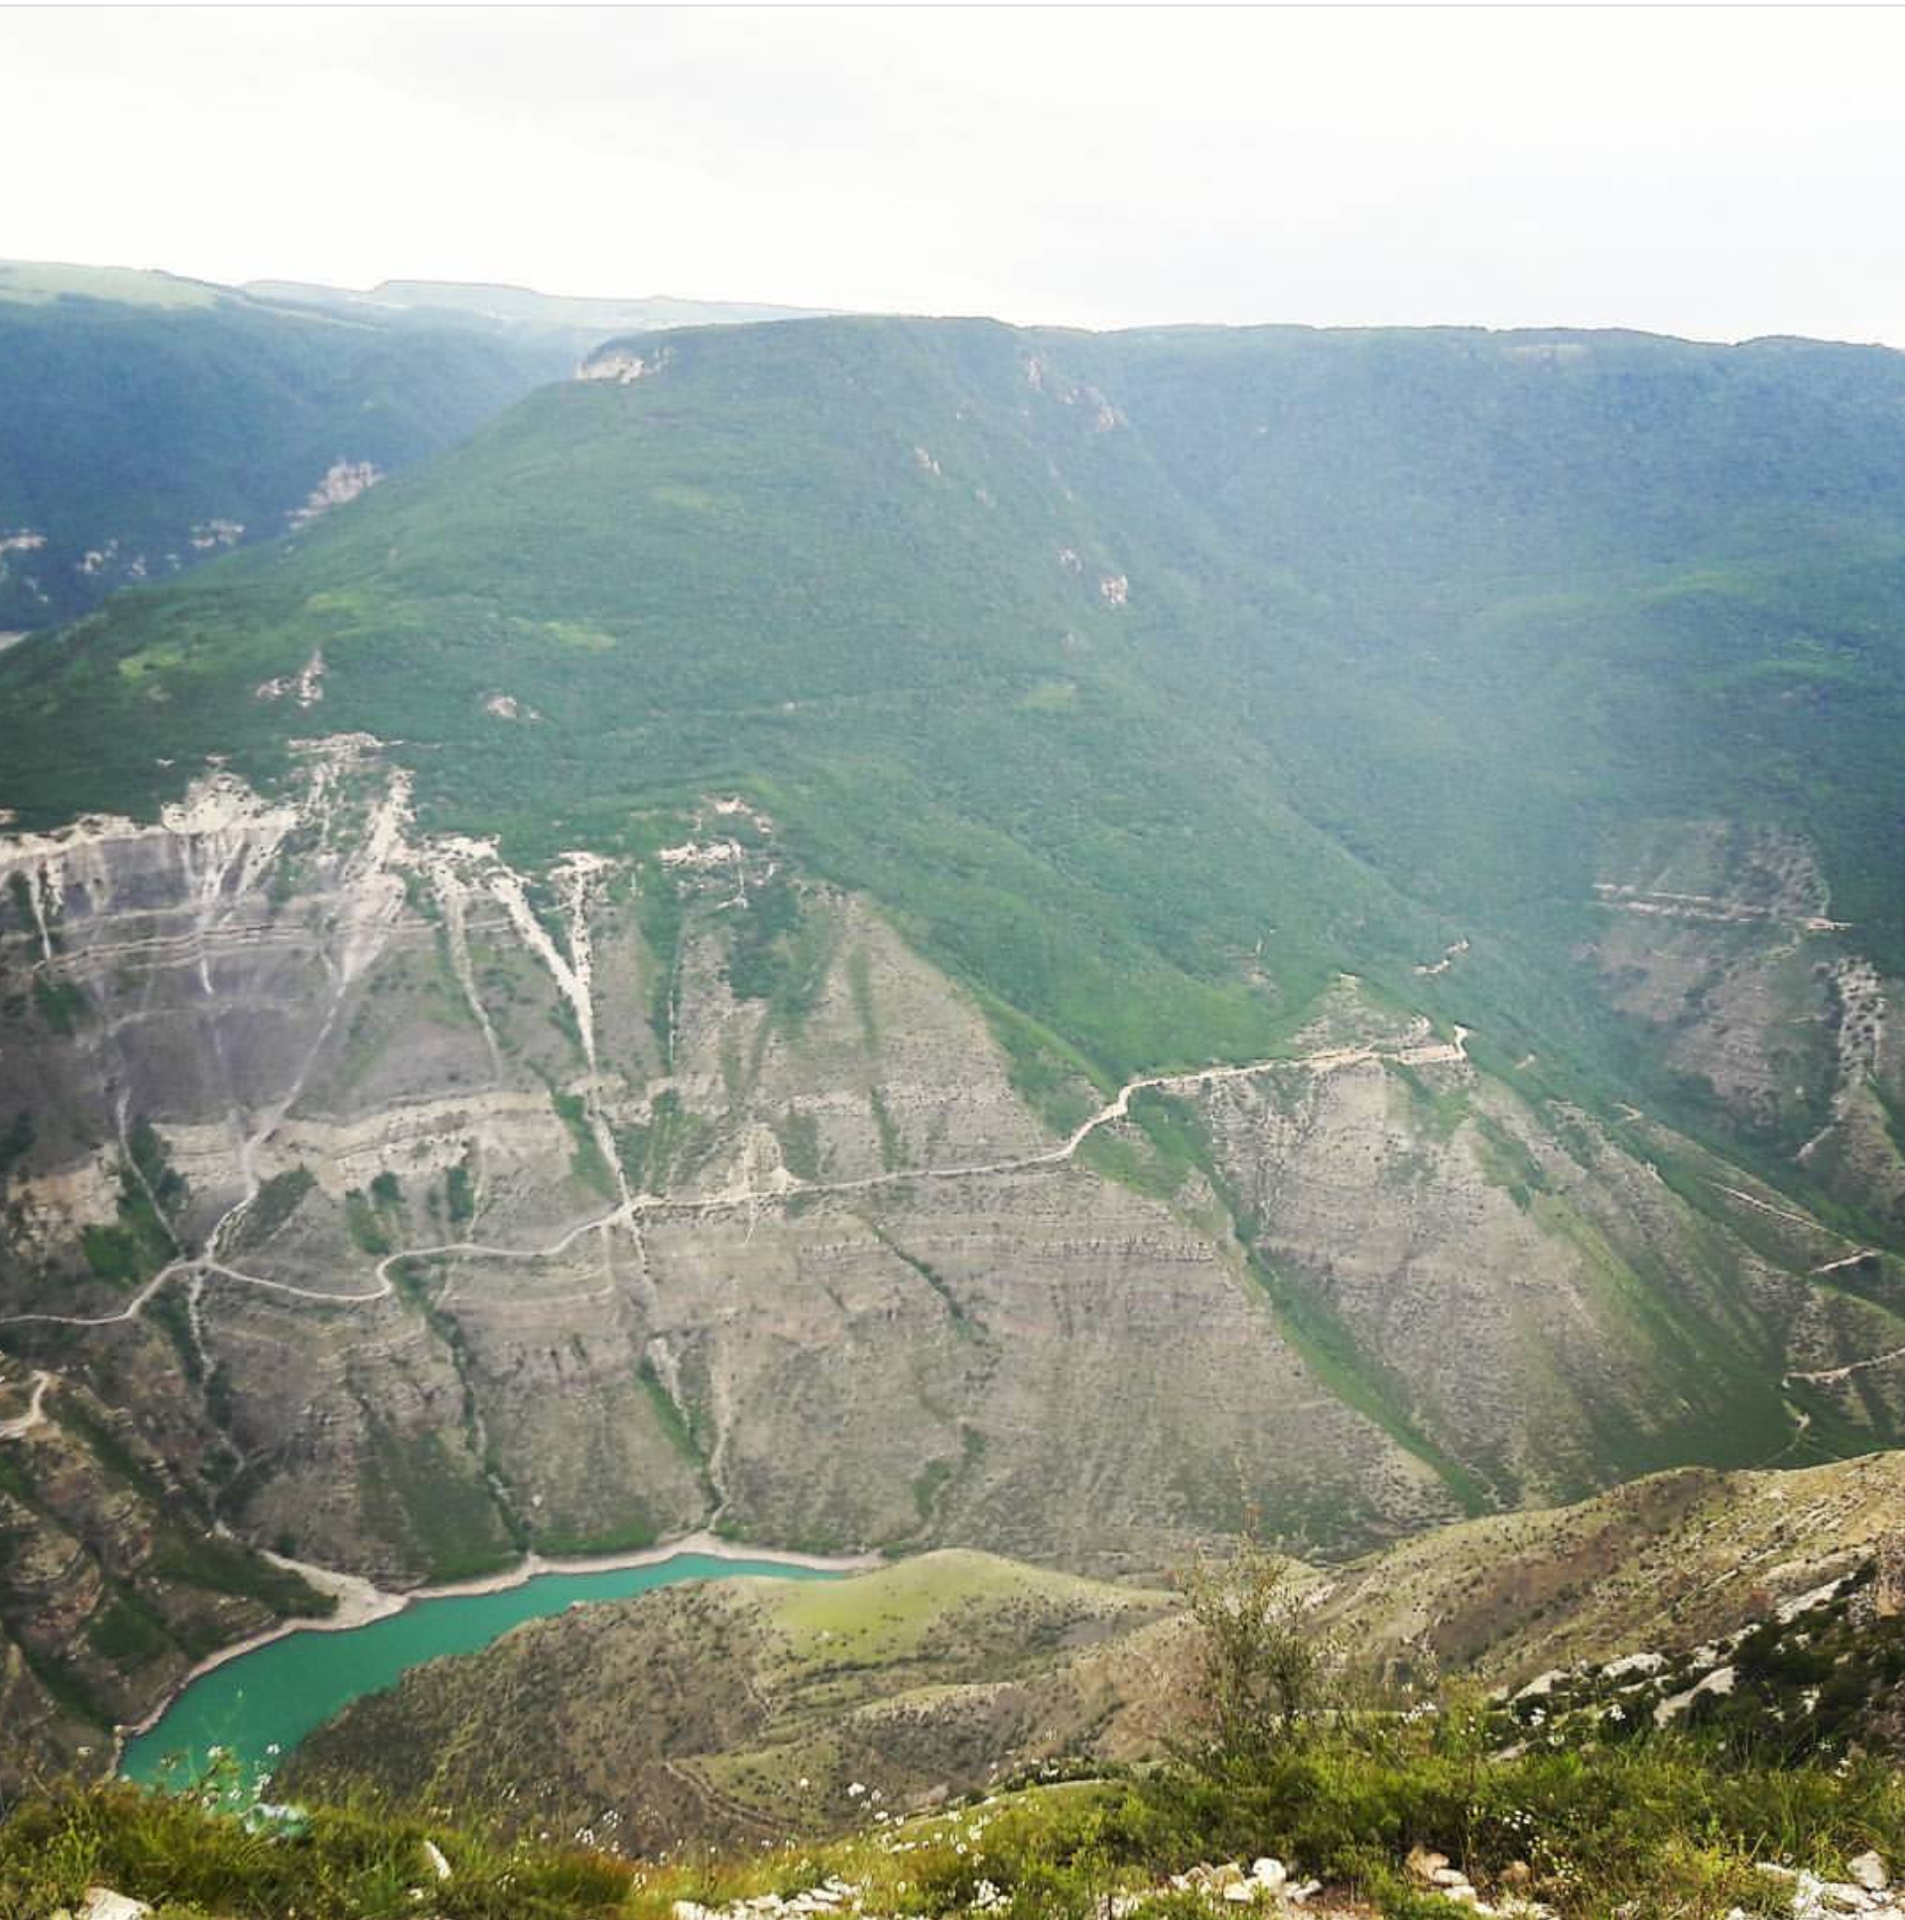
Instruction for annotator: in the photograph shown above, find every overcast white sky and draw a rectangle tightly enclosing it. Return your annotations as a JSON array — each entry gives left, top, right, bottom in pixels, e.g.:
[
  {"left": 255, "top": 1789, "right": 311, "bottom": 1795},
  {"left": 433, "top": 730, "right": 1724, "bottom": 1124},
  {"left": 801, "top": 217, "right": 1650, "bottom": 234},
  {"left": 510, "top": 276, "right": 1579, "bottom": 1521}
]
[{"left": 6, "top": 6, "right": 1905, "bottom": 344}]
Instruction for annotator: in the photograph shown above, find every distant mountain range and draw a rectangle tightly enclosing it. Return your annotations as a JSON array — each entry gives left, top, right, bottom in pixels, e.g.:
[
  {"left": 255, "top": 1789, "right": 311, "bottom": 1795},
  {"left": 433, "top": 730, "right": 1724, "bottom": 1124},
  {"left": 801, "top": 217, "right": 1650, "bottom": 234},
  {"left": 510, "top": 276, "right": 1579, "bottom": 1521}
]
[
  {"left": 241, "top": 274, "right": 834, "bottom": 346},
  {"left": 0, "top": 260, "right": 825, "bottom": 633}
]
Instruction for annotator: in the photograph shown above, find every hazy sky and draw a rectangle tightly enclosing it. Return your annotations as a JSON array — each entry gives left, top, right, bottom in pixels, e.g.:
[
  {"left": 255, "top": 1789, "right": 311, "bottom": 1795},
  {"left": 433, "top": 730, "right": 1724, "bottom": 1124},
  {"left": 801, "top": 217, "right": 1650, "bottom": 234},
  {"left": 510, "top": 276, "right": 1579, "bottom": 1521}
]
[{"left": 8, "top": 6, "right": 1905, "bottom": 344}]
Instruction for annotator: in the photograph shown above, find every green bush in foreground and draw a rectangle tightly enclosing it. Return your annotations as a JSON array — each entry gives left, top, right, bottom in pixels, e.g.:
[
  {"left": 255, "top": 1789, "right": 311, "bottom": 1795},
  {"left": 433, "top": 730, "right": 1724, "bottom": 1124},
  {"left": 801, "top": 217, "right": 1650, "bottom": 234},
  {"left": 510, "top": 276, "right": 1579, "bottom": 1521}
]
[
  {"left": 0, "top": 1778, "right": 630, "bottom": 1920},
  {"left": 1126, "top": 1733, "right": 1902, "bottom": 1914}
]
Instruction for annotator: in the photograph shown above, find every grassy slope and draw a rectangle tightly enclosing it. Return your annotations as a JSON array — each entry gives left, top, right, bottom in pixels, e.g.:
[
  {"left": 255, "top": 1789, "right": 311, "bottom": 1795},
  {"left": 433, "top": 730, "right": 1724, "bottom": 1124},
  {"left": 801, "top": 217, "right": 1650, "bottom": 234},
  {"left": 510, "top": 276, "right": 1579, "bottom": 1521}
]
[
  {"left": 6, "top": 1748, "right": 1904, "bottom": 1920},
  {"left": 28, "top": 1462, "right": 1890, "bottom": 1917},
  {"left": 1310, "top": 1448, "right": 1905, "bottom": 1686},
  {"left": 286, "top": 1551, "right": 1178, "bottom": 1845},
  {"left": 283, "top": 1454, "right": 1905, "bottom": 1855}
]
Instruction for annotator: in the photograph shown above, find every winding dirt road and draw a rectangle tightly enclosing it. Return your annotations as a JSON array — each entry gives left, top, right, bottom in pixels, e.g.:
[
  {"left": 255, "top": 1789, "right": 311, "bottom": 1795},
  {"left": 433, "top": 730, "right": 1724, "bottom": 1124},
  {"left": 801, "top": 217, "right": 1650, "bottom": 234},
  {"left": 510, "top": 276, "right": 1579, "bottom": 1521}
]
[
  {"left": 0, "top": 1025, "right": 1472, "bottom": 1337},
  {"left": 0, "top": 1368, "right": 52, "bottom": 1440}
]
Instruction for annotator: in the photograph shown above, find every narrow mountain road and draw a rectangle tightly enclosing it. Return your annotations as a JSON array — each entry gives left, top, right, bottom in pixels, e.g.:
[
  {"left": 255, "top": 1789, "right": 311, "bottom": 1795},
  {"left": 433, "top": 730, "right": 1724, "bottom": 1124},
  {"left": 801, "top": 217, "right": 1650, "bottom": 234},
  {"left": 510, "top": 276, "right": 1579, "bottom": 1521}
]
[
  {"left": 1, "top": 1259, "right": 196, "bottom": 1330},
  {"left": 1787, "top": 1341, "right": 1905, "bottom": 1388},
  {"left": 6, "top": 1018, "right": 1877, "bottom": 1424},
  {"left": 0, "top": 1368, "right": 52, "bottom": 1440},
  {"left": 1810, "top": 1249, "right": 1881, "bottom": 1278},
  {"left": 1591, "top": 883, "right": 1849, "bottom": 933},
  {"left": 200, "top": 1258, "right": 391, "bottom": 1305},
  {"left": 365, "top": 1025, "right": 1475, "bottom": 1279},
  {"left": 1709, "top": 1183, "right": 1838, "bottom": 1236},
  {"left": 0, "top": 1252, "right": 398, "bottom": 1331},
  {"left": 0, "top": 1024, "right": 1471, "bottom": 1338}
]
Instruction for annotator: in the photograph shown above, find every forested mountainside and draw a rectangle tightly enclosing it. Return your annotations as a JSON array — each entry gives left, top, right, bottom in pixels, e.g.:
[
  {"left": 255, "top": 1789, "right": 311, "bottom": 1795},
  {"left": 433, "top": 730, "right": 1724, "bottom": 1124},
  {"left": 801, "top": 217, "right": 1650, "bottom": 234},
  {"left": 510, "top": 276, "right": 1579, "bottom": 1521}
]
[
  {"left": 0, "top": 260, "right": 834, "bottom": 638},
  {"left": 0, "top": 261, "right": 572, "bottom": 634}
]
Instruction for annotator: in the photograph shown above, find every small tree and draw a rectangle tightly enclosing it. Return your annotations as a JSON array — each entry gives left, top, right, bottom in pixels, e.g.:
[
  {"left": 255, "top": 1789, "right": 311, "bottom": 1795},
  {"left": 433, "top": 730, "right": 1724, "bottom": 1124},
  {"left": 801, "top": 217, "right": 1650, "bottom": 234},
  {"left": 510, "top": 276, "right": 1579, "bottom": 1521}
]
[{"left": 1179, "top": 1539, "right": 1337, "bottom": 1771}]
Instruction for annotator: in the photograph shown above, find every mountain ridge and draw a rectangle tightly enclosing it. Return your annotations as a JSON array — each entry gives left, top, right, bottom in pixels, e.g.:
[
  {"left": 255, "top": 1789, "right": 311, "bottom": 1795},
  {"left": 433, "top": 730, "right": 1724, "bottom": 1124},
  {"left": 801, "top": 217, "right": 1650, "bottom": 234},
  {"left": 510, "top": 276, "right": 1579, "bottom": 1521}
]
[{"left": 244, "top": 275, "right": 834, "bottom": 344}]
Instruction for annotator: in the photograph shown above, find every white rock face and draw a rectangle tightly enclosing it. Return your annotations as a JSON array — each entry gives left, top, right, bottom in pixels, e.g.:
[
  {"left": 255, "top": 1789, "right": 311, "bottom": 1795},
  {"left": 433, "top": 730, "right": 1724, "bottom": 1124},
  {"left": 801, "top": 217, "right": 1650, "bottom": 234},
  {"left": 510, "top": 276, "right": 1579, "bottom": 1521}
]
[
  {"left": 255, "top": 648, "right": 326, "bottom": 708},
  {"left": 578, "top": 348, "right": 663, "bottom": 384},
  {"left": 1019, "top": 353, "right": 1124, "bottom": 429},
  {"left": 288, "top": 460, "right": 382, "bottom": 527},
  {"left": 1600, "top": 1650, "right": 1666, "bottom": 1681},
  {"left": 1654, "top": 1662, "right": 1736, "bottom": 1726}
]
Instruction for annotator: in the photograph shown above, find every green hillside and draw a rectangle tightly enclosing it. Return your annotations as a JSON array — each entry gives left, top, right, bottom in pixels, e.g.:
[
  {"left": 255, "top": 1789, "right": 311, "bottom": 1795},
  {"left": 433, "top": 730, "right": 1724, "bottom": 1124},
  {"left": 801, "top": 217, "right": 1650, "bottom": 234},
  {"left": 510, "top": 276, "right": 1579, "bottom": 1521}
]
[
  {"left": 8, "top": 314, "right": 1905, "bottom": 1107},
  {"left": 0, "top": 317, "right": 1446, "bottom": 1076},
  {"left": 288, "top": 1551, "right": 1178, "bottom": 1849},
  {"left": 20, "top": 1487, "right": 1902, "bottom": 1919}
]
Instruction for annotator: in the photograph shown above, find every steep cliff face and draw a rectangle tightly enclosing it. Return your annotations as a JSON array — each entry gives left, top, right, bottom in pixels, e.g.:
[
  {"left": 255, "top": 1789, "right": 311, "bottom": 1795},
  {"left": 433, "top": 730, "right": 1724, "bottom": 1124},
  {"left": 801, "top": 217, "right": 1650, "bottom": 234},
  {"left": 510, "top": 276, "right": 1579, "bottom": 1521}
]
[
  {"left": 1589, "top": 818, "right": 1905, "bottom": 1223},
  {"left": 0, "top": 1356, "right": 327, "bottom": 1781},
  {"left": 1202, "top": 1024, "right": 1905, "bottom": 1506},
  {"left": 0, "top": 744, "right": 1460, "bottom": 1618}
]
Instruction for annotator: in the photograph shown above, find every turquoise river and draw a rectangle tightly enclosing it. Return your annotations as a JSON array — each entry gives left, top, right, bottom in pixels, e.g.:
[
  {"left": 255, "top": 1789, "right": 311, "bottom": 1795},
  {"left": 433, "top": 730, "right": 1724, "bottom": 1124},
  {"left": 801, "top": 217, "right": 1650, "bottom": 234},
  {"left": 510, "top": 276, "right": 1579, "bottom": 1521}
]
[{"left": 121, "top": 1552, "right": 844, "bottom": 1792}]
